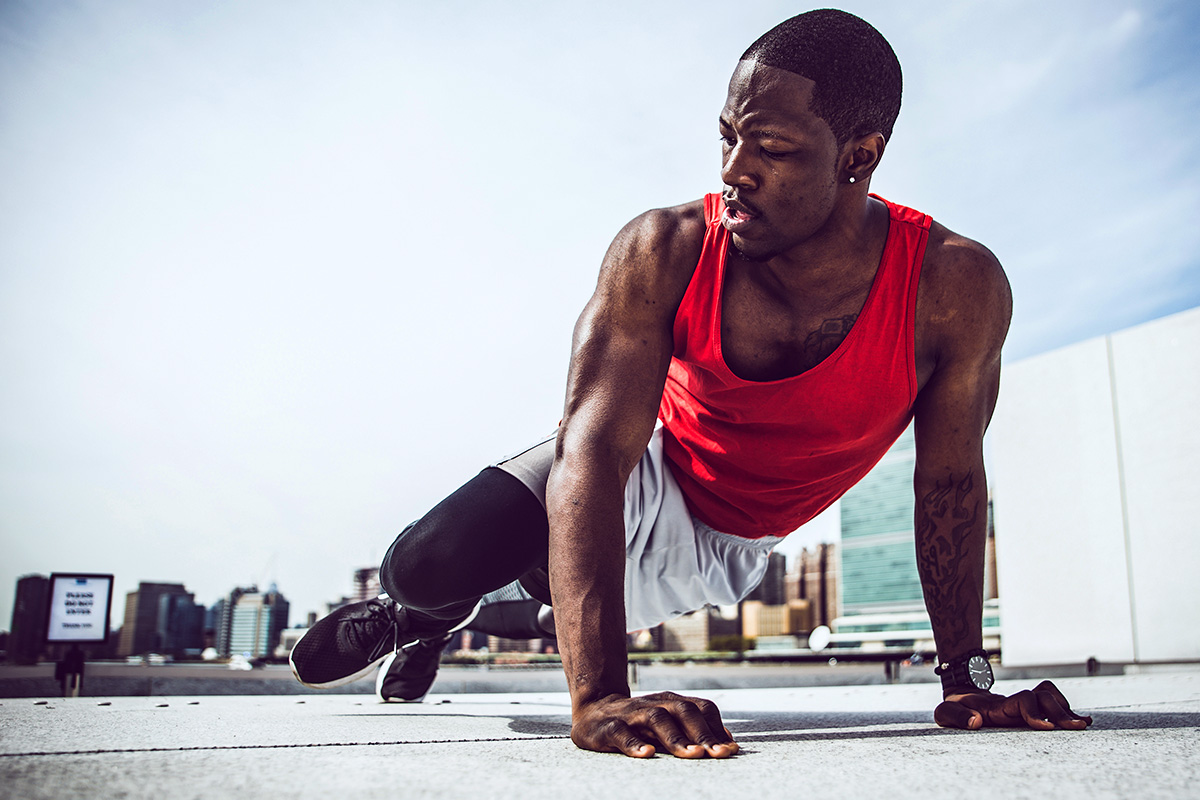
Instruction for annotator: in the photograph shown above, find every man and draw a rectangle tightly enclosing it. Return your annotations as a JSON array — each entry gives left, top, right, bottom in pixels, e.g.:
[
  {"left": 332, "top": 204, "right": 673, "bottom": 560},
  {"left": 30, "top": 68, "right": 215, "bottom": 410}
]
[{"left": 291, "top": 9, "right": 1093, "bottom": 758}]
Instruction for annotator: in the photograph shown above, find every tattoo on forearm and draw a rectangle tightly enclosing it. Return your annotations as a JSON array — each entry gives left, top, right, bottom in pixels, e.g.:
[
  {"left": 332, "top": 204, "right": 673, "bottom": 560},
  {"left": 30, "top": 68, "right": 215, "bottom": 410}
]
[{"left": 916, "top": 471, "right": 981, "bottom": 653}]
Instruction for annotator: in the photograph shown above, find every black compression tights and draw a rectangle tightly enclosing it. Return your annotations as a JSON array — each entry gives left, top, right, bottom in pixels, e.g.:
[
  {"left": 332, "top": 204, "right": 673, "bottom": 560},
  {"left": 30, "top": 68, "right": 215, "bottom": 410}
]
[{"left": 379, "top": 467, "right": 551, "bottom": 637}]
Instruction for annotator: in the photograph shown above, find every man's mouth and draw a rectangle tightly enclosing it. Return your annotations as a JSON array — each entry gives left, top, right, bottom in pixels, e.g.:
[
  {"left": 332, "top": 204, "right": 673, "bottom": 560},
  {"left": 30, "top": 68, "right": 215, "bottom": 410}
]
[{"left": 721, "top": 195, "right": 761, "bottom": 233}]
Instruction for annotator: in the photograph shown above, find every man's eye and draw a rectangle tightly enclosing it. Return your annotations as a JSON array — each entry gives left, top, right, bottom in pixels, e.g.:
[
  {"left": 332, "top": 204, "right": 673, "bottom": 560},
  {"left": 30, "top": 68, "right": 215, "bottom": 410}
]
[
  {"left": 762, "top": 148, "right": 788, "bottom": 160},
  {"left": 720, "top": 135, "right": 736, "bottom": 147}
]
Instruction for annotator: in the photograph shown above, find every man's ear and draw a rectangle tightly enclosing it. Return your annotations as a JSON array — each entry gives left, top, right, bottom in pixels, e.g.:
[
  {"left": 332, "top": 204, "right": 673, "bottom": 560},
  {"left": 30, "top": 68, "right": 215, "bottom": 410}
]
[{"left": 842, "top": 132, "right": 886, "bottom": 184}]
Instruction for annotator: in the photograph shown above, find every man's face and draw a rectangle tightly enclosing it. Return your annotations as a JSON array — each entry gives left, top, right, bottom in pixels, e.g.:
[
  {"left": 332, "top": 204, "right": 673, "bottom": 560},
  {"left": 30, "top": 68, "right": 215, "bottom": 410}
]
[{"left": 719, "top": 59, "right": 842, "bottom": 261}]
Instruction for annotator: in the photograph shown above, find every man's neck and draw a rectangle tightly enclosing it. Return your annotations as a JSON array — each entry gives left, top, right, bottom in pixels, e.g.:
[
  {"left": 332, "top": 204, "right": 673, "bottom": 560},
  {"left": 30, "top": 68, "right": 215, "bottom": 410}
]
[{"left": 740, "top": 194, "right": 889, "bottom": 300}]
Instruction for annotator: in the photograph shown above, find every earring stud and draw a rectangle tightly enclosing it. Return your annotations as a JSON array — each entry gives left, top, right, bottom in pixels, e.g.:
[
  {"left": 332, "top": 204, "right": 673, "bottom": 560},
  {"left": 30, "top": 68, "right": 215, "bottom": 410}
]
[{"left": 848, "top": 176, "right": 856, "bottom": 184}]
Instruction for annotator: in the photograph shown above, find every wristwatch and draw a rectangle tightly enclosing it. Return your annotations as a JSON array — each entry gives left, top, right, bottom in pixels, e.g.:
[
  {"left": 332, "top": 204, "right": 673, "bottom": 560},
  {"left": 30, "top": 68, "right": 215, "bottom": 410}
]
[{"left": 934, "top": 649, "right": 994, "bottom": 693}]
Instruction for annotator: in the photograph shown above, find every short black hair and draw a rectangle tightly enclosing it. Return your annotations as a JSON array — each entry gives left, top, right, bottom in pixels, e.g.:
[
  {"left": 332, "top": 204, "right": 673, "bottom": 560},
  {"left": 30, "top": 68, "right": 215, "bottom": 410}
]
[{"left": 740, "top": 9, "right": 902, "bottom": 146}]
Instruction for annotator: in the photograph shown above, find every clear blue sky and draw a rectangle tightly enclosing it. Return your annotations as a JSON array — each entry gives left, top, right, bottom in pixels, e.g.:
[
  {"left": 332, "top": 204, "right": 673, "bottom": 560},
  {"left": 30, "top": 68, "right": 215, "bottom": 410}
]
[{"left": 2, "top": 0, "right": 1198, "bottom": 628}]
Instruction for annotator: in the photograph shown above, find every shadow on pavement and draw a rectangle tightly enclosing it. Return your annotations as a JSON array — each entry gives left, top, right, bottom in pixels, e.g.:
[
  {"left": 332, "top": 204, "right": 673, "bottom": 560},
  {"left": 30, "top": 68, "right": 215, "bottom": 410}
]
[{"left": 496, "top": 708, "right": 1200, "bottom": 741}]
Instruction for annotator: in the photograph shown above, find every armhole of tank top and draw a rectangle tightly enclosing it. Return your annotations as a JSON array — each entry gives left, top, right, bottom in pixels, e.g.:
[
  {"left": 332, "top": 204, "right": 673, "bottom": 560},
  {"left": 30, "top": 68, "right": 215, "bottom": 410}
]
[
  {"left": 907, "top": 214, "right": 932, "bottom": 404},
  {"left": 703, "top": 193, "right": 722, "bottom": 226},
  {"left": 705, "top": 195, "right": 729, "bottom": 371},
  {"left": 673, "top": 195, "right": 723, "bottom": 357}
]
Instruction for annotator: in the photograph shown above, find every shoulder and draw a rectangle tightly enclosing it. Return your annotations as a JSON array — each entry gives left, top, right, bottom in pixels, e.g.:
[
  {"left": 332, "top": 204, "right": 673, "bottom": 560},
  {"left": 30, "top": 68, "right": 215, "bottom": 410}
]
[
  {"left": 601, "top": 199, "right": 707, "bottom": 279},
  {"left": 592, "top": 198, "right": 708, "bottom": 309},
  {"left": 917, "top": 220, "right": 1012, "bottom": 361}
]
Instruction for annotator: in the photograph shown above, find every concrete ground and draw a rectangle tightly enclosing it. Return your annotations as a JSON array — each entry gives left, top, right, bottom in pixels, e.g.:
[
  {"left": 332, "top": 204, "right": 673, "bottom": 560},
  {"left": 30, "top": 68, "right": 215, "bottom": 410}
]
[
  {"left": 1, "top": 670, "right": 1197, "bottom": 799},
  {"left": 0, "top": 657, "right": 1119, "bottom": 698}
]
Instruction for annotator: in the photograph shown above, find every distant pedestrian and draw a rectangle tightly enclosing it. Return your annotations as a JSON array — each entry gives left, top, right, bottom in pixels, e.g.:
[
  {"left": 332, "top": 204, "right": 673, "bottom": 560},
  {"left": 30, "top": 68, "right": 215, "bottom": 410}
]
[{"left": 56, "top": 645, "right": 85, "bottom": 697}]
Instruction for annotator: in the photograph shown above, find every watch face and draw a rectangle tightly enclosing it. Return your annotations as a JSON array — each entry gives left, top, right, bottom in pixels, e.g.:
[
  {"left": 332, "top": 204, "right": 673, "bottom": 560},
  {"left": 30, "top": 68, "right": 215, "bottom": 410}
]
[{"left": 967, "top": 655, "right": 994, "bottom": 690}]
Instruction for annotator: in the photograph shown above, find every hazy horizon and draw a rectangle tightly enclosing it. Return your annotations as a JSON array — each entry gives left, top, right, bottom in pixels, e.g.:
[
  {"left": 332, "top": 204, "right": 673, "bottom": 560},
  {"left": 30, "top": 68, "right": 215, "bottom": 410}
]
[{"left": 3, "top": 0, "right": 1198, "bottom": 629}]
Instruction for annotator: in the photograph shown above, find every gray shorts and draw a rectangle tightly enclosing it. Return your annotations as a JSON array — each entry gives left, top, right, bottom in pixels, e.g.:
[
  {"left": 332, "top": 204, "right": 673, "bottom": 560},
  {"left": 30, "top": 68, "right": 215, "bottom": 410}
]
[{"left": 493, "top": 426, "right": 783, "bottom": 632}]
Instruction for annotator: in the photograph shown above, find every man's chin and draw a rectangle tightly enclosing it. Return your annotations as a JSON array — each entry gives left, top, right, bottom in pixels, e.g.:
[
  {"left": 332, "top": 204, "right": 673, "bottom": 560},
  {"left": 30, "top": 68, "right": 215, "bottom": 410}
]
[{"left": 730, "top": 237, "right": 778, "bottom": 263}]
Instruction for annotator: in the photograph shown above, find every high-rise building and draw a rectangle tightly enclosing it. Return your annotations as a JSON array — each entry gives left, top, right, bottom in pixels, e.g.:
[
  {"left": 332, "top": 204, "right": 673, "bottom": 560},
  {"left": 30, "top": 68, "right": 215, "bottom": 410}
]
[
  {"left": 215, "top": 589, "right": 251, "bottom": 656},
  {"left": 225, "top": 584, "right": 290, "bottom": 658},
  {"left": 316, "top": 567, "right": 383, "bottom": 622},
  {"left": 839, "top": 425, "right": 922, "bottom": 616},
  {"left": 836, "top": 425, "right": 998, "bottom": 646},
  {"left": 744, "top": 552, "right": 786, "bottom": 606},
  {"left": 8, "top": 574, "right": 50, "bottom": 664},
  {"left": 657, "top": 607, "right": 741, "bottom": 652},
  {"left": 156, "top": 592, "right": 205, "bottom": 657},
  {"left": 787, "top": 543, "right": 838, "bottom": 628},
  {"left": 206, "top": 599, "right": 226, "bottom": 651},
  {"left": 352, "top": 568, "right": 381, "bottom": 603},
  {"left": 117, "top": 582, "right": 193, "bottom": 657}
]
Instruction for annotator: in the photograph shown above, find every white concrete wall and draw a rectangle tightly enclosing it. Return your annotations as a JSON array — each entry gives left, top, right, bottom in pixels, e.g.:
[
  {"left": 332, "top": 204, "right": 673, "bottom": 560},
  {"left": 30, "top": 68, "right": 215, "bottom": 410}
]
[
  {"left": 991, "top": 338, "right": 1135, "bottom": 665},
  {"left": 1108, "top": 311, "right": 1200, "bottom": 661},
  {"left": 991, "top": 306, "right": 1200, "bottom": 666}
]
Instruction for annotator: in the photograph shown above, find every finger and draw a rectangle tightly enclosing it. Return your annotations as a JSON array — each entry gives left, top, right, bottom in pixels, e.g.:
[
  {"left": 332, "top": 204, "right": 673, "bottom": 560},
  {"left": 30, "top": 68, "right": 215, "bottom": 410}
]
[
  {"left": 669, "top": 700, "right": 721, "bottom": 756},
  {"left": 1012, "top": 691, "right": 1055, "bottom": 731},
  {"left": 1036, "top": 690, "right": 1090, "bottom": 730},
  {"left": 590, "top": 719, "right": 656, "bottom": 759},
  {"left": 672, "top": 698, "right": 737, "bottom": 758},
  {"left": 953, "top": 692, "right": 1024, "bottom": 728},
  {"left": 694, "top": 696, "right": 728, "bottom": 738},
  {"left": 1034, "top": 681, "right": 1093, "bottom": 726},
  {"left": 640, "top": 707, "right": 706, "bottom": 759},
  {"left": 934, "top": 700, "right": 983, "bottom": 730}
]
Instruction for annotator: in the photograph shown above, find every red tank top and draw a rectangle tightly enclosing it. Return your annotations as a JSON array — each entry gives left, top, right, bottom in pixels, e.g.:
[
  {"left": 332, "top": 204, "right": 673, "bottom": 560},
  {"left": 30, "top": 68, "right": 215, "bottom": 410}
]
[{"left": 659, "top": 193, "right": 930, "bottom": 538}]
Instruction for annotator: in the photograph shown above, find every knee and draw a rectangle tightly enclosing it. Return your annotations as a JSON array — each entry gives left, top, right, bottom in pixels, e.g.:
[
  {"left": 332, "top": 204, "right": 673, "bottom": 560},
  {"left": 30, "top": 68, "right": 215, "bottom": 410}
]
[{"left": 378, "top": 522, "right": 452, "bottom": 610}]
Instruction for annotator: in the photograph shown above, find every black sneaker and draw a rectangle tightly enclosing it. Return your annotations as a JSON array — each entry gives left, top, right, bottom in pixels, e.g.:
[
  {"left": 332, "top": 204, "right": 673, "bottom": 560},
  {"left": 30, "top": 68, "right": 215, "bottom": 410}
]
[
  {"left": 375, "top": 633, "right": 453, "bottom": 703},
  {"left": 290, "top": 597, "right": 414, "bottom": 688}
]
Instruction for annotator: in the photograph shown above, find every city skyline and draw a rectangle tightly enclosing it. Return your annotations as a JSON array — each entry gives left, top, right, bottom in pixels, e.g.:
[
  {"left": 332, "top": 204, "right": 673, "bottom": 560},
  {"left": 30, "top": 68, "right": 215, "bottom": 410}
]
[
  {"left": 5, "top": 574, "right": 293, "bottom": 658},
  {"left": 3, "top": 1, "right": 1199, "bottom": 627}
]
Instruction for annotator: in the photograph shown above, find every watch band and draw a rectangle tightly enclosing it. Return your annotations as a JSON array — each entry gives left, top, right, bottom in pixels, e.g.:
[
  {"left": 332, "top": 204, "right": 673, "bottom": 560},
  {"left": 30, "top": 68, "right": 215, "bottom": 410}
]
[{"left": 934, "top": 649, "right": 992, "bottom": 692}]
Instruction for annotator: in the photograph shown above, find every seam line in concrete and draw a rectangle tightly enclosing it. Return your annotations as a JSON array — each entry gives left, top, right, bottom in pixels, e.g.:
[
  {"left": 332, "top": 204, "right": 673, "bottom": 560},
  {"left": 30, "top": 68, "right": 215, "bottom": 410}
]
[
  {"left": 1106, "top": 334, "right": 1140, "bottom": 662},
  {"left": 0, "top": 735, "right": 571, "bottom": 758}
]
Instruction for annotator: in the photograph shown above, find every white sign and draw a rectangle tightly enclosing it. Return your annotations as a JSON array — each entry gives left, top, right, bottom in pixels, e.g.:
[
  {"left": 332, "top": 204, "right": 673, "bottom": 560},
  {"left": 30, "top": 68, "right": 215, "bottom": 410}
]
[{"left": 46, "top": 573, "right": 114, "bottom": 643}]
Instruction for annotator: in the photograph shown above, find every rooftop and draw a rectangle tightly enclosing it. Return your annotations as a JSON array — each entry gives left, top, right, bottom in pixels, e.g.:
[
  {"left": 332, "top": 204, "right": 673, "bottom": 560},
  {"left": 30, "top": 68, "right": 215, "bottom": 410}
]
[{"left": 2, "top": 668, "right": 1197, "bottom": 798}]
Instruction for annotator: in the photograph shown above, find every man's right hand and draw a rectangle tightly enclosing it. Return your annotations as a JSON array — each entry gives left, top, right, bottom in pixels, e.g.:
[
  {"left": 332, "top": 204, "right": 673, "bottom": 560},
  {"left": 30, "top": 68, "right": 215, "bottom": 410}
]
[
  {"left": 548, "top": 204, "right": 722, "bottom": 760},
  {"left": 571, "top": 691, "right": 740, "bottom": 759}
]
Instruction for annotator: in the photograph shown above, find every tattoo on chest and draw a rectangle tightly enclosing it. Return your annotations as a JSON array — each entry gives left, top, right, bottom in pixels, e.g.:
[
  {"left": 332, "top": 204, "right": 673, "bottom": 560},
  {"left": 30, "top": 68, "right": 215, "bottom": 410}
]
[
  {"left": 802, "top": 314, "right": 858, "bottom": 364},
  {"left": 915, "top": 471, "right": 981, "bottom": 653}
]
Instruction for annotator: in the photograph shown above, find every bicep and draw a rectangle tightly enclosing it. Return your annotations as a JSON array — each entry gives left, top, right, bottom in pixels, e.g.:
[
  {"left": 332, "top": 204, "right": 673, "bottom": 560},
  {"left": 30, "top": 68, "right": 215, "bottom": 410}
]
[
  {"left": 558, "top": 293, "right": 674, "bottom": 475},
  {"left": 914, "top": 239, "right": 1011, "bottom": 478},
  {"left": 913, "top": 346, "right": 1001, "bottom": 476},
  {"left": 556, "top": 205, "right": 702, "bottom": 479}
]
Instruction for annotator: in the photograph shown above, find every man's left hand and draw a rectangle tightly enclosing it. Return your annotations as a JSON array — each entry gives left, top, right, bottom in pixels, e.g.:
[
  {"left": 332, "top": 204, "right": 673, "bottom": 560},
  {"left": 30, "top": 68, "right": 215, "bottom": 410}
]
[{"left": 935, "top": 680, "right": 1093, "bottom": 730}]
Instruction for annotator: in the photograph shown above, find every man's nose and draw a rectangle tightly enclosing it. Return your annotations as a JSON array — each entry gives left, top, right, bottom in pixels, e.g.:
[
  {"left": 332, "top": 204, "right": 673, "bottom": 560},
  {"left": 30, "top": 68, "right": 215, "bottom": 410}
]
[{"left": 720, "top": 143, "right": 757, "bottom": 191}]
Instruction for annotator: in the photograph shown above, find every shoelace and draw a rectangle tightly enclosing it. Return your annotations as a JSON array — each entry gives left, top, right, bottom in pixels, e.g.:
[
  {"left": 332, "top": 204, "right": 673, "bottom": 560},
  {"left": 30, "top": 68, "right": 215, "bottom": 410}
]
[{"left": 341, "top": 601, "right": 400, "bottom": 662}]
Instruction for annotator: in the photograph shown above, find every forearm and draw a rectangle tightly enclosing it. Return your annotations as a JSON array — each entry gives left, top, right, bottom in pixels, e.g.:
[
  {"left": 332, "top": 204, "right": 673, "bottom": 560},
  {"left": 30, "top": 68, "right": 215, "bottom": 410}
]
[
  {"left": 546, "top": 453, "right": 632, "bottom": 711},
  {"left": 913, "top": 465, "right": 987, "bottom": 663}
]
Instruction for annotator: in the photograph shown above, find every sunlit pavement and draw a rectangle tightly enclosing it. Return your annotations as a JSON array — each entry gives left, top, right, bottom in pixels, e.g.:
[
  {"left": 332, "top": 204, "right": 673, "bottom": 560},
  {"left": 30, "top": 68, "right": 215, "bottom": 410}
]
[{"left": 2, "top": 671, "right": 1197, "bottom": 799}]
